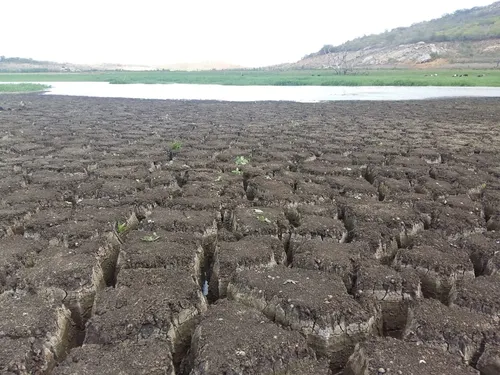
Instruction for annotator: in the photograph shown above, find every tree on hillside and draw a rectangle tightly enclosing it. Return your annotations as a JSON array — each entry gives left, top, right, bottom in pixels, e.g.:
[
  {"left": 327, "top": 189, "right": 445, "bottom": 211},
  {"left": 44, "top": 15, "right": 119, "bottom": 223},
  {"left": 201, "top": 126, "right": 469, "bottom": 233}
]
[{"left": 324, "top": 47, "right": 356, "bottom": 75}]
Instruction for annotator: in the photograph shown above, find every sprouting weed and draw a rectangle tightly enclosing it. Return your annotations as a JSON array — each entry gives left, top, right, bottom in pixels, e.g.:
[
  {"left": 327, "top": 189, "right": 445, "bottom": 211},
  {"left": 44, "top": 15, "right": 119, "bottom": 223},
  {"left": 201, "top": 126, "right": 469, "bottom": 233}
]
[
  {"left": 171, "top": 141, "right": 182, "bottom": 151},
  {"left": 232, "top": 168, "right": 243, "bottom": 175},
  {"left": 141, "top": 233, "right": 161, "bottom": 242},
  {"left": 235, "top": 156, "right": 249, "bottom": 166},
  {"left": 257, "top": 215, "right": 271, "bottom": 224},
  {"left": 117, "top": 222, "right": 128, "bottom": 234}
]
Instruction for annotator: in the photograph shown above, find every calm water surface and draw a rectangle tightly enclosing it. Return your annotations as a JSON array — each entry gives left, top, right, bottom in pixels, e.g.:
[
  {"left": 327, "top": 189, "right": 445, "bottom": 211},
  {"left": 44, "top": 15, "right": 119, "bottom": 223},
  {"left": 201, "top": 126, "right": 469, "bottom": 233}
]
[{"left": 14, "top": 82, "right": 500, "bottom": 102}]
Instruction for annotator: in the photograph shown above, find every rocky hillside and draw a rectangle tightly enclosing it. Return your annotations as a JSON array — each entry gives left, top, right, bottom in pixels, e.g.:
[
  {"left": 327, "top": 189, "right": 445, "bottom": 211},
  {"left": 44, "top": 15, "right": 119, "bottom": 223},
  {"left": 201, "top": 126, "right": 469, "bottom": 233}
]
[
  {"left": 282, "top": 1, "right": 500, "bottom": 69},
  {"left": 280, "top": 39, "right": 500, "bottom": 70}
]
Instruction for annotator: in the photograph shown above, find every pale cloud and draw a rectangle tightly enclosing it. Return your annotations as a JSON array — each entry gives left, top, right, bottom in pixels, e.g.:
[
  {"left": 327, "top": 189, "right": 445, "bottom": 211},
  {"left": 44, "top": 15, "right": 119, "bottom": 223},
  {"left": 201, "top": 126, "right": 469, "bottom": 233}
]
[{"left": 1, "top": 0, "right": 496, "bottom": 67}]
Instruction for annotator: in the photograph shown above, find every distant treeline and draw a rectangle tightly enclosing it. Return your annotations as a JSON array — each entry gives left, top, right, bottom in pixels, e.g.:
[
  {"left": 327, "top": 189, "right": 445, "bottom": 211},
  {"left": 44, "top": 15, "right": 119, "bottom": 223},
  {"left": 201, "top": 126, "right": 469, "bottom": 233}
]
[
  {"left": 0, "top": 68, "right": 52, "bottom": 73},
  {"left": 0, "top": 56, "right": 48, "bottom": 64}
]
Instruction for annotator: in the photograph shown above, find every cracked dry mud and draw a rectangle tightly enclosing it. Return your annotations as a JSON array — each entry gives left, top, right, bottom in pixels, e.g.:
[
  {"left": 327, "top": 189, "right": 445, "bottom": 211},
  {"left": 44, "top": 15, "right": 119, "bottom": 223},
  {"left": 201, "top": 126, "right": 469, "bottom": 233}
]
[{"left": 0, "top": 95, "right": 499, "bottom": 375}]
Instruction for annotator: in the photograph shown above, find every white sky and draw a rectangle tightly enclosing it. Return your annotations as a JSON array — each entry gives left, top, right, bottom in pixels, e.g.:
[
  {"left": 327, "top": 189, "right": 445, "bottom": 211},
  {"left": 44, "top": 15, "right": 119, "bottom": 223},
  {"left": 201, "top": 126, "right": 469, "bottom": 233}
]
[{"left": 1, "top": 0, "right": 496, "bottom": 67}]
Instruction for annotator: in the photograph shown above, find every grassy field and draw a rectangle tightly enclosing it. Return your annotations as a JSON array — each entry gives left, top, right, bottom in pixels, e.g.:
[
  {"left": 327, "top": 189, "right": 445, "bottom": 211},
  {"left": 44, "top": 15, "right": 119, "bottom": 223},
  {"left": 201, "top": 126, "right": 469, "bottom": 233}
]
[
  {"left": 0, "top": 83, "right": 50, "bottom": 93},
  {"left": 0, "top": 70, "right": 499, "bottom": 86}
]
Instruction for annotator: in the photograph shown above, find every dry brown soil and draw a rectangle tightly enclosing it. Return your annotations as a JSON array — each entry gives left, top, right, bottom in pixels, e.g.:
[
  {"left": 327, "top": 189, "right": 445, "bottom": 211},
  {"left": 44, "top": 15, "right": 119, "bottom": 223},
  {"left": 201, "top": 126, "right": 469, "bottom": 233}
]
[{"left": 0, "top": 95, "right": 499, "bottom": 375}]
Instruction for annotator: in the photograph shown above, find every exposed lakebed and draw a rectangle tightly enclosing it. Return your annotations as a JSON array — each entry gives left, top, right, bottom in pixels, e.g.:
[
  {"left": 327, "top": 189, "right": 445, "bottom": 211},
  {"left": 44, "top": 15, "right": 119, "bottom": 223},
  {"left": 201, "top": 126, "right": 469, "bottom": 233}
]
[{"left": 0, "top": 95, "right": 499, "bottom": 374}]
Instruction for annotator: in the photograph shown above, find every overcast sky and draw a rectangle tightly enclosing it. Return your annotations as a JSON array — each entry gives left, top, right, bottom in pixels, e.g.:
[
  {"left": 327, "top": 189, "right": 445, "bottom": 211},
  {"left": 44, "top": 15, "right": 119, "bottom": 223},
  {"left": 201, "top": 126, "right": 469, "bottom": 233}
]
[{"left": 1, "top": 0, "right": 496, "bottom": 67}]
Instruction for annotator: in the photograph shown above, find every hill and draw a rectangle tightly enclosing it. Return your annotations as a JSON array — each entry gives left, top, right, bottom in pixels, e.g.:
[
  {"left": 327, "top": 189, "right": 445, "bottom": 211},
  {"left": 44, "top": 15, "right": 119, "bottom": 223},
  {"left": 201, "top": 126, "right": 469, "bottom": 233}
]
[
  {"left": 0, "top": 56, "right": 243, "bottom": 73},
  {"left": 312, "top": 1, "right": 500, "bottom": 54},
  {"left": 0, "top": 56, "right": 153, "bottom": 73},
  {"left": 286, "top": 1, "right": 500, "bottom": 70}
]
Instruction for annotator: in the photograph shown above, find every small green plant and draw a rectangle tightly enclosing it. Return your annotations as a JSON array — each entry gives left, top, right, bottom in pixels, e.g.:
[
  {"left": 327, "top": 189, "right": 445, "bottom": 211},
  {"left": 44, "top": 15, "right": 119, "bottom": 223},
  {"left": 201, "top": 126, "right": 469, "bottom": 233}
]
[
  {"left": 141, "top": 233, "right": 161, "bottom": 242},
  {"left": 117, "top": 222, "right": 128, "bottom": 234},
  {"left": 257, "top": 215, "right": 271, "bottom": 224},
  {"left": 171, "top": 141, "right": 182, "bottom": 151},
  {"left": 235, "top": 156, "right": 249, "bottom": 166},
  {"left": 231, "top": 155, "right": 249, "bottom": 175}
]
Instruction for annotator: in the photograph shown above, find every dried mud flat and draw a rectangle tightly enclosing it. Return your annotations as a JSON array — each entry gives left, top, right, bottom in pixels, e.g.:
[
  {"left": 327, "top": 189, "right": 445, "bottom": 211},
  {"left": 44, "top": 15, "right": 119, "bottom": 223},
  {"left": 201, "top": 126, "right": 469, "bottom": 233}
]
[{"left": 0, "top": 95, "right": 499, "bottom": 375}]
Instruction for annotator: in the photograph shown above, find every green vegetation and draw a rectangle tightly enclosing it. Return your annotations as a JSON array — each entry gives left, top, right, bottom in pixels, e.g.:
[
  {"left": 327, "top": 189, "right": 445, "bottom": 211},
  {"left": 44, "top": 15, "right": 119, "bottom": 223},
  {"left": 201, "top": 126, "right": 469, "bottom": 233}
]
[
  {"left": 312, "top": 2, "right": 500, "bottom": 54},
  {"left": 253, "top": 209, "right": 271, "bottom": 224},
  {"left": 116, "top": 222, "right": 128, "bottom": 234},
  {"left": 232, "top": 155, "right": 250, "bottom": 175},
  {"left": 235, "top": 156, "right": 249, "bottom": 166},
  {"left": 0, "top": 83, "right": 50, "bottom": 93},
  {"left": 257, "top": 215, "right": 271, "bottom": 224},
  {"left": 0, "top": 69, "right": 500, "bottom": 87},
  {"left": 141, "top": 233, "right": 161, "bottom": 242},
  {"left": 170, "top": 141, "right": 183, "bottom": 151}
]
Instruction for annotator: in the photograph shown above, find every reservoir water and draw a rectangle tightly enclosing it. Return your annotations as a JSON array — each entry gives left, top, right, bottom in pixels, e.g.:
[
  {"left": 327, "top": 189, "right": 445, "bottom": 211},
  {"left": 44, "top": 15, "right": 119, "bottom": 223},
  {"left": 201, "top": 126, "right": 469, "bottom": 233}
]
[{"left": 5, "top": 82, "right": 500, "bottom": 102}]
